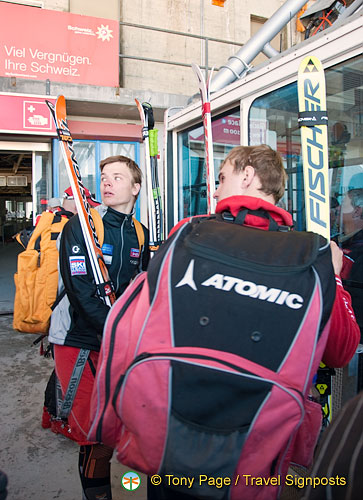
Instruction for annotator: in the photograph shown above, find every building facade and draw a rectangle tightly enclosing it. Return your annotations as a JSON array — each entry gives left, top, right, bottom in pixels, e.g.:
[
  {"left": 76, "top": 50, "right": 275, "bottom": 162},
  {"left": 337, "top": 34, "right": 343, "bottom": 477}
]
[{"left": 0, "top": 0, "right": 304, "bottom": 237}]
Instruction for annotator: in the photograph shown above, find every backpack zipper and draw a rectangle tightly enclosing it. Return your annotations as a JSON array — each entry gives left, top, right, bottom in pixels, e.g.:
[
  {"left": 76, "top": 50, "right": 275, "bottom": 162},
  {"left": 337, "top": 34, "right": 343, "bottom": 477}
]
[{"left": 112, "top": 351, "right": 304, "bottom": 415}]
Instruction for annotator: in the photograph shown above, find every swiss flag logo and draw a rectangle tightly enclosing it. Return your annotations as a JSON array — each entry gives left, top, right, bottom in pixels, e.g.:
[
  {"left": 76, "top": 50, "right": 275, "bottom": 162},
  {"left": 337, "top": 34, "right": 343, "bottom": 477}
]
[{"left": 23, "top": 100, "right": 53, "bottom": 130}]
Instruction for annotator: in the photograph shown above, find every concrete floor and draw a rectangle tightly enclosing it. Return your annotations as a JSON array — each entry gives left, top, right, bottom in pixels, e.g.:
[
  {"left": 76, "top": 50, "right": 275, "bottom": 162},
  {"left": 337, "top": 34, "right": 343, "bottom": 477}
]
[
  {"left": 0, "top": 242, "right": 147, "bottom": 499},
  {"left": 0, "top": 317, "right": 147, "bottom": 500},
  {"left": 0, "top": 240, "right": 21, "bottom": 314}
]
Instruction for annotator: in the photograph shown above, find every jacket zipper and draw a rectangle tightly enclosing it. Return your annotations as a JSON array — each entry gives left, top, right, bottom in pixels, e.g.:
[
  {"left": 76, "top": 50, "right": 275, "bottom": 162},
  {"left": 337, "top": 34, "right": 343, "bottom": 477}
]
[{"left": 116, "top": 218, "right": 126, "bottom": 292}]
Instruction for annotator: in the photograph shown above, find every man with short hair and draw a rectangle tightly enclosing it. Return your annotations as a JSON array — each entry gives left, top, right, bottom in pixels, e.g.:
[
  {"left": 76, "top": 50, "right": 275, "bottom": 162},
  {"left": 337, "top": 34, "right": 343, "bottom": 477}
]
[
  {"left": 49, "top": 155, "right": 150, "bottom": 500},
  {"left": 149, "top": 145, "right": 360, "bottom": 500},
  {"left": 210, "top": 145, "right": 359, "bottom": 369}
]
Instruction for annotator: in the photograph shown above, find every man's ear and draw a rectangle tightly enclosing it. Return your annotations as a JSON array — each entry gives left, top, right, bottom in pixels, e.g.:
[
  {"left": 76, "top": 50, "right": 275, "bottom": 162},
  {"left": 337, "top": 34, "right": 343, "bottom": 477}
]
[
  {"left": 241, "top": 165, "right": 255, "bottom": 188},
  {"left": 132, "top": 183, "right": 141, "bottom": 197}
]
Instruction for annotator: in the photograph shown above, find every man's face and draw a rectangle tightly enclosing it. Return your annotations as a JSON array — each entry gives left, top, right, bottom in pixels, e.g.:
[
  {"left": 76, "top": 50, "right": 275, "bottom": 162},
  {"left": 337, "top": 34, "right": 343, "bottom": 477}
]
[
  {"left": 341, "top": 190, "right": 363, "bottom": 234},
  {"left": 100, "top": 161, "right": 140, "bottom": 213},
  {"left": 214, "top": 160, "right": 244, "bottom": 202}
]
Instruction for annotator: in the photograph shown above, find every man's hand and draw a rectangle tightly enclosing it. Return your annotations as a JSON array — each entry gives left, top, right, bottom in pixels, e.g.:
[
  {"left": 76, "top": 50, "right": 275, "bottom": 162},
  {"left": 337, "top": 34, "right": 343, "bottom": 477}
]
[{"left": 330, "top": 241, "right": 343, "bottom": 276}]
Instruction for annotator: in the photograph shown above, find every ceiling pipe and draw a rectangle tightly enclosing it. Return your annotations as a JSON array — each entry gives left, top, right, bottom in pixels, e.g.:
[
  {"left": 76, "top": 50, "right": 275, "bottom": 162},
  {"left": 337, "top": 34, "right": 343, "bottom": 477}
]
[
  {"left": 210, "top": 0, "right": 307, "bottom": 93},
  {"left": 333, "top": 0, "right": 363, "bottom": 27},
  {"left": 262, "top": 42, "right": 279, "bottom": 58}
]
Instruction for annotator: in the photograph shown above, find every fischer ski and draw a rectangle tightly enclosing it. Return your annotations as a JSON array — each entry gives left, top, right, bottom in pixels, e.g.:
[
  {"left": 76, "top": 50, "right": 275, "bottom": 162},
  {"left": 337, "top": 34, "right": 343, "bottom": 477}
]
[
  {"left": 192, "top": 63, "right": 216, "bottom": 214},
  {"left": 298, "top": 55, "right": 332, "bottom": 424},
  {"left": 46, "top": 96, "right": 115, "bottom": 306},
  {"left": 135, "top": 99, "right": 162, "bottom": 251},
  {"left": 298, "top": 55, "right": 330, "bottom": 241}
]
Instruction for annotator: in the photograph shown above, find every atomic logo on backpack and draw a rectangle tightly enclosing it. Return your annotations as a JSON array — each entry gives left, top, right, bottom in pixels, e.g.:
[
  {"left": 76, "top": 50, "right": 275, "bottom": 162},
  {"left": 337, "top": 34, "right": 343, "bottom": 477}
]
[{"left": 176, "top": 259, "right": 304, "bottom": 309}]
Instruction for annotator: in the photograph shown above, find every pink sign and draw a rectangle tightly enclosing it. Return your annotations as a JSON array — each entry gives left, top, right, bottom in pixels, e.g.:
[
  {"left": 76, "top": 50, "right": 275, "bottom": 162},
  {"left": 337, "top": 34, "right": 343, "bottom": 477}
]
[
  {"left": 0, "top": 93, "right": 56, "bottom": 135},
  {"left": 189, "top": 115, "right": 240, "bottom": 145},
  {"left": 0, "top": 3, "right": 119, "bottom": 86}
]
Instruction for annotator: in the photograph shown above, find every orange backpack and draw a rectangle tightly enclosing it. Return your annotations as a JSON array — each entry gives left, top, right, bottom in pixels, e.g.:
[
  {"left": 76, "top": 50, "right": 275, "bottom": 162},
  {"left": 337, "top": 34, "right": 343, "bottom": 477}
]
[
  {"left": 13, "top": 209, "right": 144, "bottom": 334},
  {"left": 13, "top": 211, "right": 70, "bottom": 334}
]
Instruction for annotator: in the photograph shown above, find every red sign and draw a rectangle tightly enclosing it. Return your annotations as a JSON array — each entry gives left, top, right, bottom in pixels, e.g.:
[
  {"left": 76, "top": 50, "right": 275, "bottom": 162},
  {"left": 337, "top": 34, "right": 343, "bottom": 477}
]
[
  {"left": 0, "top": 93, "right": 56, "bottom": 135},
  {"left": 0, "top": 3, "right": 119, "bottom": 86},
  {"left": 189, "top": 115, "right": 240, "bottom": 145}
]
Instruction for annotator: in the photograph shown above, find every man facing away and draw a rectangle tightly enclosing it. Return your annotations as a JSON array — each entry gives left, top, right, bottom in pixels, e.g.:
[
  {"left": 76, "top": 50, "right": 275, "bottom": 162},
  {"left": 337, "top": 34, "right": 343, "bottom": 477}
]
[
  {"left": 148, "top": 145, "right": 360, "bottom": 500},
  {"left": 48, "top": 155, "right": 150, "bottom": 500},
  {"left": 209, "top": 145, "right": 359, "bottom": 369}
]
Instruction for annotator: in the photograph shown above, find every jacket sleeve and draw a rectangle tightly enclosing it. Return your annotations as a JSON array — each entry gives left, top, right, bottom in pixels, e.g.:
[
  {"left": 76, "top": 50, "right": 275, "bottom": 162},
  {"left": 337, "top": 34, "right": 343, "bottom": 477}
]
[
  {"left": 322, "top": 276, "right": 360, "bottom": 368},
  {"left": 59, "top": 215, "right": 110, "bottom": 334}
]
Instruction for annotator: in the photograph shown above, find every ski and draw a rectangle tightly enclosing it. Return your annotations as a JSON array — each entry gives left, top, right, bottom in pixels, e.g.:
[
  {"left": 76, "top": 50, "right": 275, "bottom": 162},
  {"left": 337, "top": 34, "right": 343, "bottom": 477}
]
[
  {"left": 298, "top": 55, "right": 332, "bottom": 424},
  {"left": 46, "top": 96, "right": 115, "bottom": 306},
  {"left": 143, "top": 102, "right": 163, "bottom": 244},
  {"left": 192, "top": 63, "right": 216, "bottom": 214},
  {"left": 298, "top": 55, "right": 330, "bottom": 240},
  {"left": 135, "top": 99, "right": 162, "bottom": 251}
]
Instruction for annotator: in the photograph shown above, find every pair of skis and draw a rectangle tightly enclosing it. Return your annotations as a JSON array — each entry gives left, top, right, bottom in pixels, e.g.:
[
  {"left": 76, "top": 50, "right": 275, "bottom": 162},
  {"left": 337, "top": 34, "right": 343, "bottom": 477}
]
[
  {"left": 192, "top": 63, "right": 216, "bottom": 215},
  {"left": 136, "top": 63, "right": 216, "bottom": 247},
  {"left": 135, "top": 100, "right": 163, "bottom": 251},
  {"left": 47, "top": 96, "right": 115, "bottom": 308}
]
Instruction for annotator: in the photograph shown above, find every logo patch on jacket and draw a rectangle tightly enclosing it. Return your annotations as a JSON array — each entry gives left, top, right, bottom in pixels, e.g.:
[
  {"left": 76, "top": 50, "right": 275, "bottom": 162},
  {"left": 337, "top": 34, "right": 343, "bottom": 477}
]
[
  {"left": 130, "top": 248, "right": 140, "bottom": 258},
  {"left": 69, "top": 256, "right": 87, "bottom": 276},
  {"left": 102, "top": 243, "right": 113, "bottom": 265}
]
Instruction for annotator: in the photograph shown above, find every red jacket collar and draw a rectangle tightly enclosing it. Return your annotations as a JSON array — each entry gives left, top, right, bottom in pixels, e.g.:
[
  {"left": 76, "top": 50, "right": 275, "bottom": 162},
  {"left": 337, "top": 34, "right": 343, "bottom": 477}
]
[{"left": 215, "top": 196, "right": 293, "bottom": 229}]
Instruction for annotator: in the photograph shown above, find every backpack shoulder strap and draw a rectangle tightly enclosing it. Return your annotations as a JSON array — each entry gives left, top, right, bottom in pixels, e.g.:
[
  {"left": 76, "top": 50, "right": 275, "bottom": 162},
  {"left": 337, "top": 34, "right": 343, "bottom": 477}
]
[
  {"left": 27, "top": 212, "right": 56, "bottom": 250},
  {"left": 132, "top": 217, "right": 145, "bottom": 253},
  {"left": 90, "top": 208, "right": 104, "bottom": 247}
]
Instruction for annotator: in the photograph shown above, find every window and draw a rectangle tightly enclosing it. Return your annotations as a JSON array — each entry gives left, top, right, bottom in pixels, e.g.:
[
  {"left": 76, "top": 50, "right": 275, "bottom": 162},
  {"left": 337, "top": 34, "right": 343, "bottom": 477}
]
[
  {"left": 53, "top": 139, "right": 139, "bottom": 203},
  {"left": 249, "top": 54, "right": 363, "bottom": 333},
  {"left": 178, "top": 108, "right": 240, "bottom": 218},
  {"left": 248, "top": 55, "right": 363, "bottom": 233}
]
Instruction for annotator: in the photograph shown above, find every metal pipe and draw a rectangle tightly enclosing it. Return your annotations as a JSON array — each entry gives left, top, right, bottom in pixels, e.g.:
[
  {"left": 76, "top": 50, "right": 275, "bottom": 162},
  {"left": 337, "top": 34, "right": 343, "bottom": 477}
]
[
  {"left": 262, "top": 42, "right": 279, "bottom": 58},
  {"left": 210, "top": 0, "right": 307, "bottom": 93},
  {"left": 333, "top": 0, "right": 363, "bottom": 27}
]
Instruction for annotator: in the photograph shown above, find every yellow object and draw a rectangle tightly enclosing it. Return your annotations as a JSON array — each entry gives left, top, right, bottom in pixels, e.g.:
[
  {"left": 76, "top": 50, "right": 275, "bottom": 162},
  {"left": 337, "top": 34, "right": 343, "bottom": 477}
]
[
  {"left": 296, "top": 4, "right": 308, "bottom": 32},
  {"left": 13, "top": 209, "right": 102, "bottom": 334},
  {"left": 298, "top": 55, "right": 330, "bottom": 241},
  {"left": 13, "top": 208, "right": 144, "bottom": 334}
]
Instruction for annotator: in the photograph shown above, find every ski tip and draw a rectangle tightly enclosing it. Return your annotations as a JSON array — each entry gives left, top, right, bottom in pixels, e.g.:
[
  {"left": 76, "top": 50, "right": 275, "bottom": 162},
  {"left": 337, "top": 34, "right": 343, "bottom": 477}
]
[
  {"left": 57, "top": 95, "right": 66, "bottom": 105},
  {"left": 191, "top": 62, "right": 203, "bottom": 80},
  {"left": 135, "top": 98, "right": 143, "bottom": 114},
  {"left": 45, "top": 99, "right": 54, "bottom": 112},
  {"left": 207, "top": 66, "right": 215, "bottom": 91},
  {"left": 298, "top": 55, "right": 323, "bottom": 74}
]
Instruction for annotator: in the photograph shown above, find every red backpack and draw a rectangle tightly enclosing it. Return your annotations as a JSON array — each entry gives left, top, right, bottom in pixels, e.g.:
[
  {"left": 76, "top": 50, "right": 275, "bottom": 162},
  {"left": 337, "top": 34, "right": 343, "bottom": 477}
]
[{"left": 89, "top": 212, "right": 335, "bottom": 500}]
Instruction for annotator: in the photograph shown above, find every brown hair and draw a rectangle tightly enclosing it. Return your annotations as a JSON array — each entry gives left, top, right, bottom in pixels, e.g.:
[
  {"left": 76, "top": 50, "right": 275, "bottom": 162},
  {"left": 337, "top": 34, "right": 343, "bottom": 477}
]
[{"left": 221, "top": 145, "right": 287, "bottom": 203}]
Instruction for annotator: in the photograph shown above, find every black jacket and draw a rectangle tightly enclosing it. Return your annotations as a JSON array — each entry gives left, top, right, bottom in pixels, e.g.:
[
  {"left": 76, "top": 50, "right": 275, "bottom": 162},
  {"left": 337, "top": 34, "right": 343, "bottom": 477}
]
[{"left": 58, "top": 206, "right": 149, "bottom": 351}]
